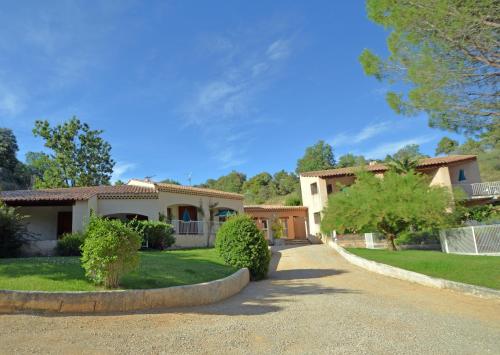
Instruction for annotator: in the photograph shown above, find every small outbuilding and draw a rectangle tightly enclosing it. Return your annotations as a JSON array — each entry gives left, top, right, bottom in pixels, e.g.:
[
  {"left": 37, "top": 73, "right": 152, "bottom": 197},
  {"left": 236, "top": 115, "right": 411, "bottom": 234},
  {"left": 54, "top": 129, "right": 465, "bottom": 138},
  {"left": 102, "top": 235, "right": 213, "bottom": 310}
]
[{"left": 244, "top": 205, "right": 309, "bottom": 241}]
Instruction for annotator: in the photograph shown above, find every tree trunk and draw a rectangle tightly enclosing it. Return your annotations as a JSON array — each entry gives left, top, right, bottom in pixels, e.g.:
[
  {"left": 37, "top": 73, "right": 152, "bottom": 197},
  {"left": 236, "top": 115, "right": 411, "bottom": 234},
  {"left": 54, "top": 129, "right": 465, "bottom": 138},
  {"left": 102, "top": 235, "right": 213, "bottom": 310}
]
[{"left": 387, "top": 234, "right": 397, "bottom": 251}]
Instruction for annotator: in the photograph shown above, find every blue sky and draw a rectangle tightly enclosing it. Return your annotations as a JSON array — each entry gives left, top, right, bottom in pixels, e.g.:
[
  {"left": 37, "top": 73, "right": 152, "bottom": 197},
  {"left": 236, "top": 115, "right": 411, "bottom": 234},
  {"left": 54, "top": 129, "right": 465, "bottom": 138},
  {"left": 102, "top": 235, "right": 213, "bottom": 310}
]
[{"left": 0, "top": 1, "right": 464, "bottom": 185}]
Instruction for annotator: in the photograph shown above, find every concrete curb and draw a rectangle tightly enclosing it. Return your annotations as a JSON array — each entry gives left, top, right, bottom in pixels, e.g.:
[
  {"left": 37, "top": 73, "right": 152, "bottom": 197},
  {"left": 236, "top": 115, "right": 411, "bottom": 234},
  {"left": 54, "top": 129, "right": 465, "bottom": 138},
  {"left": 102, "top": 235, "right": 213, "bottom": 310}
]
[
  {"left": 0, "top": 268, "right": 250, "bottom": 314},
  {"left": 328, "top": 241, "right": 500, "bottom": 300}
]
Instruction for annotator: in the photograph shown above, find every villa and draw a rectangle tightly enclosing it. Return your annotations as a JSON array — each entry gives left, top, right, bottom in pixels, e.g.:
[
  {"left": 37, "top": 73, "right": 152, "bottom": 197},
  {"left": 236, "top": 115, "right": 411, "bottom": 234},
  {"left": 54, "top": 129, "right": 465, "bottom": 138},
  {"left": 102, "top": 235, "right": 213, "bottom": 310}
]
[
  {"left": 0, "top": 179, "right": 244, "bottom": 255},
  {"left": 299, "top": 155, "right": 499, "bottom": 237}
]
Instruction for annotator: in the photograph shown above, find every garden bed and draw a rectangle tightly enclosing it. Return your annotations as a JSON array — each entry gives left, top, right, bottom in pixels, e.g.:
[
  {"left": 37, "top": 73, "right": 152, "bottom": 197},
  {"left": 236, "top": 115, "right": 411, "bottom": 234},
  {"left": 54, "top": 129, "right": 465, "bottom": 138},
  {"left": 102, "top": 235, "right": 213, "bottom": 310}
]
[
  {"left": 0, "top": 248, "right": 237, "bottom": 291},
  {"left": 346, "top": 248, "right": 500, "bottom": 290}
]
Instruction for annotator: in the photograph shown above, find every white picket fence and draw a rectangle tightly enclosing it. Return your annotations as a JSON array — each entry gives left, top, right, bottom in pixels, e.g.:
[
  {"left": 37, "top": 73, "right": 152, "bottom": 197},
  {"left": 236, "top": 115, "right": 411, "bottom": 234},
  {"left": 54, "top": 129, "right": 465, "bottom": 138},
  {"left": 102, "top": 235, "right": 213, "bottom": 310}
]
[{"left": 440, "top": 225, "right": 500, "bottom": 255}]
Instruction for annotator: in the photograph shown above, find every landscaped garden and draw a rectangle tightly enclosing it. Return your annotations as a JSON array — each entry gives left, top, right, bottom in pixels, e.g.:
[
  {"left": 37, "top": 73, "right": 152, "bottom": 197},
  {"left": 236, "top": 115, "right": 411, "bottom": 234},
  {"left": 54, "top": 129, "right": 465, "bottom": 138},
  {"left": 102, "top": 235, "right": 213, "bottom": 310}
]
[
  {"left": 0, "top": 248, "right": 237, "bottom": 291},
  {"left": 346, "top": 248, "right": 500, "bottom": 290}
]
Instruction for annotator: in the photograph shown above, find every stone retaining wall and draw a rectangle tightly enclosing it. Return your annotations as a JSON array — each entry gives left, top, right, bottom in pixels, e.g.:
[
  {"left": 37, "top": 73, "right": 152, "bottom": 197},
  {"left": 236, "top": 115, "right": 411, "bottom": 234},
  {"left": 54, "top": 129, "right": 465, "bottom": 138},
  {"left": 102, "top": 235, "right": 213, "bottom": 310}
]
[
  {"left": 328, "top": 240, "right": 500, "bottom": 300},
  {"left": 0, "top": 268, "right": 249, "bottom": 314}
]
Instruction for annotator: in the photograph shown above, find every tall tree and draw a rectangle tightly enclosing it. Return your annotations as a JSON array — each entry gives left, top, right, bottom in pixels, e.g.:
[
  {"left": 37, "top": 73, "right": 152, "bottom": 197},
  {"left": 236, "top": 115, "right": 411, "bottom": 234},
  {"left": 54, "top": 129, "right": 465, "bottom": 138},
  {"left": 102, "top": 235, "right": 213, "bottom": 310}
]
[
  {"left": 0, "top": 128, "right": 19, "bottom": 171},
  {"left": 242, "top": 172, "right": 275, "bottom": 204},
  {"left": 199, "top": 171, "right": 246, "bottom": 193},
  {"left": 0, "top": 128, "right": 30, "bottom": 190},
  {"left": 296, "top": 140, "right": 335, "bottom": 174},
  {"left": 272, "top": 170, "right": 299, "bottom": 196},
  {"left": 359, "top": 0, "right": 499, "bottom": 134},
  {"left": 337, "top": 154, "right": 367, "bottom": 168},
  {"left": 30, "top": 117, "right": 115, "bottom": 188},
  {"left": 160, "top": 178, "right": 181, "bottom": 185},
  {"left": 321, "top": 171, "right": 453, "bottom": 250},
  {"left": 435, "top": 137, "right": 460, "bottom": 155},
  {"left": 388, "top": 144, "right": 427, "bottom": 162}
]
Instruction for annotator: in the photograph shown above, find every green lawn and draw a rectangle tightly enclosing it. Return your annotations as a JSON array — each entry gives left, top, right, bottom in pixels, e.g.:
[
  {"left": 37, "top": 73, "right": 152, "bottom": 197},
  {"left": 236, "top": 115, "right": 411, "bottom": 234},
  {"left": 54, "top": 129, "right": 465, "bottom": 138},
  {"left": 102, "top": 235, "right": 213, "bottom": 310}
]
[
  {"left": 0, "top": 248, "right": 237, "bottom": 291},
  {"left": 347, "top": 248, "right": 500, "bottom": 290}
]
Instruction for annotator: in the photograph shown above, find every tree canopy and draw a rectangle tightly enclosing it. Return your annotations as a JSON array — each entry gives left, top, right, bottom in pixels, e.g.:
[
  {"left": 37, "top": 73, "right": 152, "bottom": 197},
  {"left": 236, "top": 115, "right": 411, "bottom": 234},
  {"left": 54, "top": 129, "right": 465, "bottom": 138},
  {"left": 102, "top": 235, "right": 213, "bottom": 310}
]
[
  {"left": 360, "top": 0, "right": 499, "bottom": 134},
  {"left": 321, "top": 171, "right": 454, "bottom": 250},
  {"left": 0, "top": 128, "right": 31, "bottom": 190},
  {"left": 435, "top": 137, "right": 460, "bottom": 155},
  {"left": 296, "top": 140, "right": 335, "bottom": 174},
  {"left": 337, "top": 154, "right": 367, "bottom": 168},
  {"left": 30, "top": 117, "right": 115, "bottom": 188}
]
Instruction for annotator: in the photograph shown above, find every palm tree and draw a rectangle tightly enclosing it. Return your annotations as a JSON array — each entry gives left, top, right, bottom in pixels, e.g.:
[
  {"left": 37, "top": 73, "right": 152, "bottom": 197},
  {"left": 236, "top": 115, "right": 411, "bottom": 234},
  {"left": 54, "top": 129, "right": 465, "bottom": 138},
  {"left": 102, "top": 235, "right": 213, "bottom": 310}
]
[{"left": 386, "top": 156, "right": 420, "bottom": 174}]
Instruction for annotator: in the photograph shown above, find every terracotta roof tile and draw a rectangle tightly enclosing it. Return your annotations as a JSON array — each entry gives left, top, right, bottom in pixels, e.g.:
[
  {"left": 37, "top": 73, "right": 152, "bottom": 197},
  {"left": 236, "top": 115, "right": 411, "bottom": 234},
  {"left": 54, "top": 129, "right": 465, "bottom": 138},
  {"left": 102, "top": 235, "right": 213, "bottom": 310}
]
[
  {"left": 300, "top": 155, "right": 477, "bottom": 178},
  {"left": 156, "top": 183, "right": 244, "bottom": 200},
  {"left": 244, "top": 205, "right": 308, "bottom": 212},
  {"left": 0, "top": 185, "right": 158, "bottom": 203}
]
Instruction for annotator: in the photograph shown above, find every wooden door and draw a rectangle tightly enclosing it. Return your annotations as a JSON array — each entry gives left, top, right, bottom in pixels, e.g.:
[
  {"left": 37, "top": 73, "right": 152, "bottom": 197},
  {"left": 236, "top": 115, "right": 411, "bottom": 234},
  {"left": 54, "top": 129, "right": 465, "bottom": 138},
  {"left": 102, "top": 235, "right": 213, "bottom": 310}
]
[{"left": 57, "top": 211, "right": 73, "bottom": 238}]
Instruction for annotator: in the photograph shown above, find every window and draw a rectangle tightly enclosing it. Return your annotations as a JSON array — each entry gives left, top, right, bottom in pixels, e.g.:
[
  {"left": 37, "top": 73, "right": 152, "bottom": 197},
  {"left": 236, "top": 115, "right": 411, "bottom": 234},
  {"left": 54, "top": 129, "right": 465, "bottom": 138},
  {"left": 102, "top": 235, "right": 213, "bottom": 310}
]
[
  {"left": 458, "top": 169, "right": 467, "bottom": 182},
  {"left": 313, "top": 212, "right": 321, "bottom": 224},
  {"left": 310, "top": 182, "right": 318, "bottom": 194},
  {"left": 261, "top": 219, "right": 268, "bottom": 230},
  {"left": 327, "top": 184, "right": 333, "bottom": 194}
]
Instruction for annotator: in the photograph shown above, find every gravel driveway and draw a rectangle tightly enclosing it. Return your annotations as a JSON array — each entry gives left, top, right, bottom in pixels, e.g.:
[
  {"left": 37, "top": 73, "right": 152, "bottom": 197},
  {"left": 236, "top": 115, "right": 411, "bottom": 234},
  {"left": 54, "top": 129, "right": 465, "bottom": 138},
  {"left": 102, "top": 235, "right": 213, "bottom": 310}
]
[{"left": 1, "top": 244, "right": 499, "bottom": 354}]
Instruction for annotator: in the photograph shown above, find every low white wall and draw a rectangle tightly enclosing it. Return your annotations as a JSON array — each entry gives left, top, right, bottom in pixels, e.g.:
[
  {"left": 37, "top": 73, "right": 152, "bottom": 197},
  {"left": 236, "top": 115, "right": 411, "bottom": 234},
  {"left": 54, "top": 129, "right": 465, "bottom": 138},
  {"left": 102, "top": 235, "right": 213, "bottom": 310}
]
[
  {"left": 0, "top": 268, "right": 250, "bottom": 313},
  {"left": 173, "top": 234, "right": 216, "bottom": 248},
  {"left": 328, "top": 241, "right": 500, "bottom": 300}
]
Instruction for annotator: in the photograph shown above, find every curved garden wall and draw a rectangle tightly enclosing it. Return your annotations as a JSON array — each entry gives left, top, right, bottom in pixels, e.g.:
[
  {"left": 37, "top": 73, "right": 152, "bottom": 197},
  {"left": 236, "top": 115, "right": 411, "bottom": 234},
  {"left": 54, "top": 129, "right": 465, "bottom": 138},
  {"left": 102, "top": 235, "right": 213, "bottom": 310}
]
[{"left": 0, "top": 268, "right": 249, "bottom": 313}]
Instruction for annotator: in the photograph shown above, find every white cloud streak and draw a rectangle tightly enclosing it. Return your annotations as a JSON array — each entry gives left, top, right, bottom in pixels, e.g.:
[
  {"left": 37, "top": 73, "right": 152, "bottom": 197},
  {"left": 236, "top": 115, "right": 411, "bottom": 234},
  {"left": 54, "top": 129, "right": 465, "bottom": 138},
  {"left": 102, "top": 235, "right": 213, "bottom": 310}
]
[
  {"left": 181, "top": 35, "right": 293, "bottom": 168},
  {"left": 360, "top": 135, "right": 437, "bottom": 159},
  {"left": 112, "top": 162, "right": 136, "bottom": 182},
  {"left": 331, "top": 121, "right": 391, "bottom": 147}
]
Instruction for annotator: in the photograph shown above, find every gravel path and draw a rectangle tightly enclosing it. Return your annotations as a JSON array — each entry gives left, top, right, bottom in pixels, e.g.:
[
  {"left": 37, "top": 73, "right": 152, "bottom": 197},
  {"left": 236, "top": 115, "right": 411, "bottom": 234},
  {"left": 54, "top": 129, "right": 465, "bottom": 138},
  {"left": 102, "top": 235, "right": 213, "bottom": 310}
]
[{"left": 1, "top": 244, "right": 499, "bottom": 354}]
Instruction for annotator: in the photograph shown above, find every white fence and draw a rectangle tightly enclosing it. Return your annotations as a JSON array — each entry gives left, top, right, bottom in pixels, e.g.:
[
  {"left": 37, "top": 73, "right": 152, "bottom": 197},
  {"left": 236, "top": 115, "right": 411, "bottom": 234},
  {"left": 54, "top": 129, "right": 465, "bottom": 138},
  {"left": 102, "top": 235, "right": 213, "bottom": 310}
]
[
  {"left": 170, "top": 220, "right": 223, "bottom": 235},
  {"left": 364, "top": 233, "right": 386, "bottom": 249},
  {"left": 440, "top": 225, "right": 500, "bottom": 255}
]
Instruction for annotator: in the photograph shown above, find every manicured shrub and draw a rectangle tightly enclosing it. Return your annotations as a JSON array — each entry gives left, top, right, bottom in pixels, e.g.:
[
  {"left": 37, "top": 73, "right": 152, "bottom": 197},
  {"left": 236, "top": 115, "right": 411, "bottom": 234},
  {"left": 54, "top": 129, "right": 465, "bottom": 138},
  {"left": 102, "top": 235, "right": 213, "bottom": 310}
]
[
  {"left": 0, "top": 202, "right": 30, "bottom": 258},
  {"left": 56, "top": 232, "right": 85, "bottom": 256},
  {"left": 215, "top": 214, "right": 271, "bottom": 280},
  {"left": 81, "top": 215, "right": 141, "bottom": 288},
  {"left": 132, "top": 220, "right": 175, "bottom": 250}
]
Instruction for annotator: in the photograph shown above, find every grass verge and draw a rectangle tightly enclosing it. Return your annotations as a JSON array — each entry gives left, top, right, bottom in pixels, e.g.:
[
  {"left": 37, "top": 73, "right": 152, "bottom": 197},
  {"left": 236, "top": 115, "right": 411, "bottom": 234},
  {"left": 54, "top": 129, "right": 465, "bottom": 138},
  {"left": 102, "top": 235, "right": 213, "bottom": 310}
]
[
  {"left": 0, "top": 248, "right": 237, "bottom": 291},
  {"left": 346, "top": 248, "right": 500, "bottom": 290}
]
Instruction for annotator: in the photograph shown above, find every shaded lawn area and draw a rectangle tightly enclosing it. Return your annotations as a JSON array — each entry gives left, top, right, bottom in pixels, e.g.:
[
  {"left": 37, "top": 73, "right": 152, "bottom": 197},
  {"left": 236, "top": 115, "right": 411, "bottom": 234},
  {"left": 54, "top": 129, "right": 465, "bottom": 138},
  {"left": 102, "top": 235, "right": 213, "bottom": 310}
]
[
  {"left": 347, "top": 248, "right": 500, "bottom": 290},
  {"left": 0, "top": 248, "right": 237, "bottom": 291}
]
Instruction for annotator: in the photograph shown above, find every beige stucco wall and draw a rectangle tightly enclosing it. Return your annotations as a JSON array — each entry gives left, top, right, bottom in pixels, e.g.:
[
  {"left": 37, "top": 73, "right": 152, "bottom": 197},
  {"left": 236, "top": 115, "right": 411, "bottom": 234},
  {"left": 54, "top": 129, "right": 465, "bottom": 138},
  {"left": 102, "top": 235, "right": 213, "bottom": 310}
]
[
  {"left": 325, "top": 176, "right": 356, "bottom": 193},
  {"left": 97, "top": 198, "right": 160, "bottom": 221},
  {"left": 429, "top": 166, "right": 452, "bottom": 189},
  {"left": 448, "top": 160, "right": 482, "bottom": 185},
  {"left": 300, "top": 176, "right": 328, "bottom": 236},
  {"left": 18, "top": 206, "right": 72, "bottom": 241},
  {"left": 18, "top": 205, "right": 73, "bottom": 256}
]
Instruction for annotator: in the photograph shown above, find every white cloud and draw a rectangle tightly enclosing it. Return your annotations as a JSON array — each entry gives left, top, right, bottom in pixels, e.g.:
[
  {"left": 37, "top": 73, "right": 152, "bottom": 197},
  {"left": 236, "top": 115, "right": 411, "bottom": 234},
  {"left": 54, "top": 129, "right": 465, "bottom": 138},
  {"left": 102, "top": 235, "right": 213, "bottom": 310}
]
[
  {"left": 331, "top": 121, "right": 391, "bottom": 147},
  {"left": 360, "top": 135, "right": 436, "bottom": 159},
  {"left": 266, "top": 39, "right": 291, "bottom": 60},
  {"left": 0, "top": 89, "right": 24, "bottom": 116},
  {"left": 181, "top": 35, "right": 293, "bottom": 168},
  {"left": 112, "top": 162, "right": 136, "bottom": 182}
]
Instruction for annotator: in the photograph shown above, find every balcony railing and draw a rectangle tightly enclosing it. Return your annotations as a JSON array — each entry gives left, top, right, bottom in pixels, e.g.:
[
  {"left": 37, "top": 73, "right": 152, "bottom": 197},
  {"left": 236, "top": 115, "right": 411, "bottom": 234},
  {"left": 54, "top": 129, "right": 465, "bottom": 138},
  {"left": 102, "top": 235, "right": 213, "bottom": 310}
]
[
  {"left": 455, "top": 181, "right": 500, "bottom": 198},
  {"left": 171, "top": 220, "right": 204, "bottom": 235},
  {"left": 170, "top": 220, "right": 224, "bottom": 235}
]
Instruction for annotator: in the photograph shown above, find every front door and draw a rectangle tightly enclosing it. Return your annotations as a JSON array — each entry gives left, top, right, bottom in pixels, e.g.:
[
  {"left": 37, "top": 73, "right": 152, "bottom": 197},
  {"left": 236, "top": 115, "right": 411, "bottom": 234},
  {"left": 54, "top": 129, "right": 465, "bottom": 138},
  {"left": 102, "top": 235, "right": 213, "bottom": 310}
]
[{"left": 57, "top": 211, "right": 73, "bottom": 238}]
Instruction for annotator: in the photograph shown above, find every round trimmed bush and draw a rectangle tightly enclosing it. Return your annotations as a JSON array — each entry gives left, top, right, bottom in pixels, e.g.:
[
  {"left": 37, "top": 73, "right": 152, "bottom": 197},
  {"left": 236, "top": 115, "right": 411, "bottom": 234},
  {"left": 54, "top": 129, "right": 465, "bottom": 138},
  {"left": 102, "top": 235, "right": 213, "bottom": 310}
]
[
  {"left": 215, "top": 214, "right": 270, "bottom": 280},
  {"left": 56, "top": 232, "right": 85, "bottom": 256},
  {"left": 131, "top": 220, "right": 175, "bottom": 250},
  {"left": 81, "top": 215, "right": 141, "bottom": 288}
]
